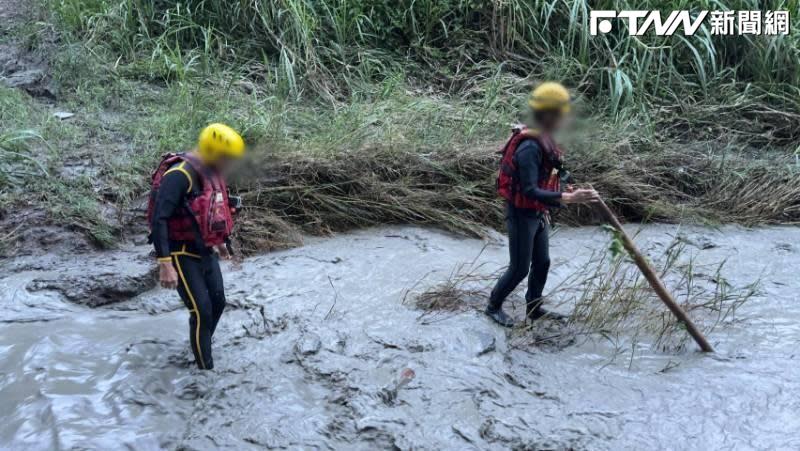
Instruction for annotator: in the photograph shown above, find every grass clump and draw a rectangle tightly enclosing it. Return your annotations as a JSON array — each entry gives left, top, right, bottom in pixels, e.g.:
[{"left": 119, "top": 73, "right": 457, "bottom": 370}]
[
  {"left": 413, "top": 233, "right": 759, "bottom": 357},
  {"left": 555, "top": 238, "right": 759, "bottom": 354},
  {"left": 233, "top": 146, "right": 501, "bottom": 253}
]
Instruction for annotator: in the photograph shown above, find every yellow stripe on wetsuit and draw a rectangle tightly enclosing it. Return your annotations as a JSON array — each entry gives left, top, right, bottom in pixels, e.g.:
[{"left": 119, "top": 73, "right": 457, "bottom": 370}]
[
  {"left": 172, "top": 245, "right": 205, "bottom": 369},
  {"left": 163, "top": 162, "right": 193, "bottom": 193}
]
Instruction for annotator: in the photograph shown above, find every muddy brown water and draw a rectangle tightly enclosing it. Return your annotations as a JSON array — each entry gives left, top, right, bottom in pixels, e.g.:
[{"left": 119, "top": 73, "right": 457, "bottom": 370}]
[{"left": 1, "top": 225, "right": 799, "bottom": 450}]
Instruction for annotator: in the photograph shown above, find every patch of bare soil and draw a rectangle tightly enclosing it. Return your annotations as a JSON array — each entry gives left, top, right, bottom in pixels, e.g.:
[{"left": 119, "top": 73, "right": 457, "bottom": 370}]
[
  {"left": 0, "top": 43, "right": 55, "bottom": 99},
  {"left": 0, "top": 208, "right": 94, "bottom": 258},
  {"left": 0, "top": 0, "right": 27, "bottom": 23},
  {"left": 2, "top": 239, "right": 157, "bottom": 307},
  {"left": 0, "top": 1, "right": 140, "bottom": 256},
  {"left": 0, "top": 0, "right": 54, "bottom": 98},
  {"left": 30, "top": 265, "right": 156, "bottom": 307}
]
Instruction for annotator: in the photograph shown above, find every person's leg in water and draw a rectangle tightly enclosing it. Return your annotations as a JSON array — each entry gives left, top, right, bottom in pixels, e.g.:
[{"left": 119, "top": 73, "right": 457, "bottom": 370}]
[
  {"left": 524, "top": 219, "right": 565, "bottom": 321},
  {"left": 203, "top": 253, "right": 227, "bottom": 336},
  {"left": 173, "top": 253, "right": 217, "bottom": 370},
  {"left": 525, "top": 218, "right": 549, "bottom": 303},
  {"left": 487, "top": 205, "right": 538, "bottom": 327}
]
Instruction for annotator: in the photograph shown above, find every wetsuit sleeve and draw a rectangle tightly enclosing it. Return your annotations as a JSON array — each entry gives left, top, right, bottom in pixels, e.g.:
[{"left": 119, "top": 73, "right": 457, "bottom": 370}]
[
  {"left": 152, "top": 167, "right": 191, "bottom": 260},
  {"left": 515, "top": 140, "right": 563, "bottom": 203}
]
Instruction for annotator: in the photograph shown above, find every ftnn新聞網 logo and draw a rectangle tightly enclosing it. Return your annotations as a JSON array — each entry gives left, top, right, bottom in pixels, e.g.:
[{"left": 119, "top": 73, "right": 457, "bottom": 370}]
[{"left": 590, "top": 10, "right": 791, "bottom": 36}]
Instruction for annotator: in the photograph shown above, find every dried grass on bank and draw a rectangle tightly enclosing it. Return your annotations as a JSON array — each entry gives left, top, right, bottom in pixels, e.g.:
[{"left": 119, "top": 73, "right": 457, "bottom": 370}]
[
  {"left": 233, "top": 146, "right": 502, "bottom": 253},
  {"left": 232, "top": 139, "right": 800, "bottom": 253}
]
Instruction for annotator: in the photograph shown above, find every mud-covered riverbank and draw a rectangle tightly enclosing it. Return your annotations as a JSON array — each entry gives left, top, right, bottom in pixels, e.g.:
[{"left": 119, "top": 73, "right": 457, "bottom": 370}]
[{"left": 1, "top": 224, "right": 799, "bottom": 450}]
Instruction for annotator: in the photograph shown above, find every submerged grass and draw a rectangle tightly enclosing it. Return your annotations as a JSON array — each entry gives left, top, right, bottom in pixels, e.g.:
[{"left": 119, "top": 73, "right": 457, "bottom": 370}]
[
  {"left": 413, "top": 233, "right": 759, "bottom": 356},
  {"left": 553, "top": 238, "right": 759, "bottom": 354}
]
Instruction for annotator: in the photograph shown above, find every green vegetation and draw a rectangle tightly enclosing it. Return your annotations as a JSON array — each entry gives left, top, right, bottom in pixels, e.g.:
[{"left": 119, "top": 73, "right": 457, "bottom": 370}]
[
  {"left": 1, "top": 1, "right": 799, "bottom": 251},
  {"left": 559, "top": 239, "right": 758, "bottom": 355}
]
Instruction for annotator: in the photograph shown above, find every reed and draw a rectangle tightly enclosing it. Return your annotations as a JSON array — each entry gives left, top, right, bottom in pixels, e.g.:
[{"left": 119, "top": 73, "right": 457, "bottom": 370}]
[
  {"left": 50, "top": 0, "right": 799, "bottom": 134},
  {"left": 412, "top": 233, "right": 759, "bottom": 356}
]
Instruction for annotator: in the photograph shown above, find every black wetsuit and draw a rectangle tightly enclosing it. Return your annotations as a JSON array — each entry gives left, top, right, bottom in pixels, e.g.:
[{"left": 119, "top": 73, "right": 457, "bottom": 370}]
[
  {"left": 489, "top": 139, "right": 562, "bottom": 313},
  {"left": 151, "top": 161, "right": 226, "bottom": 370}
]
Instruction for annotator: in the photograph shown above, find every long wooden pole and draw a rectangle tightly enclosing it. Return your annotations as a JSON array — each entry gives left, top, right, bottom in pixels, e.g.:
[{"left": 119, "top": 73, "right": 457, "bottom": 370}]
[{"left": 595, "top": 198, "right": 714, "bottom": 352}]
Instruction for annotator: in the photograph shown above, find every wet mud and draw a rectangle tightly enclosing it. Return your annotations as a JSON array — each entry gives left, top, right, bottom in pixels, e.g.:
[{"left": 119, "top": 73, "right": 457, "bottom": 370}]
[
  {"left": 0, "top": 43, "right": 54, "bottom": 99},
  {"left": 1, "top": 225, "right": 799, "bottom": 450}
]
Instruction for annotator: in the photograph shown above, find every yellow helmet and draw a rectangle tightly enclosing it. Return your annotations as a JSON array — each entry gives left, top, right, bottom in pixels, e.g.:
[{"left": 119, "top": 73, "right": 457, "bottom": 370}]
[
  {"left": 197, "top": 123, "right": 245, "bottom": 163},
  {"left": 528, "top": 82, "right": 571, "bottom": 114}
]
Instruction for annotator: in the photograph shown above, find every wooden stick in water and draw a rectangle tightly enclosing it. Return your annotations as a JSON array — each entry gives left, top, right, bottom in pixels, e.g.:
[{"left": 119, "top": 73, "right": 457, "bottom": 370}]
[{"left": 594, "top": 198, "right": 715, "bottom": 352}]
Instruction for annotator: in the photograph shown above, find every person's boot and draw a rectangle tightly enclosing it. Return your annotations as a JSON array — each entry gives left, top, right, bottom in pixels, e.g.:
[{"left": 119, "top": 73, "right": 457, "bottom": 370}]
[
  {"left": 526, "top": 298, "right": 567, "bottom": 322},
  {"left": 485, "top": 304, "right": 515, "bottom": 328}
]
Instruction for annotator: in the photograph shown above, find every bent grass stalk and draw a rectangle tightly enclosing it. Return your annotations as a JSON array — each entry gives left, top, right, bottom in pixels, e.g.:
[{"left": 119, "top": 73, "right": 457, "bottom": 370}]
[{"left": 412, "top": 233, "right": 760, "bottom": 358}]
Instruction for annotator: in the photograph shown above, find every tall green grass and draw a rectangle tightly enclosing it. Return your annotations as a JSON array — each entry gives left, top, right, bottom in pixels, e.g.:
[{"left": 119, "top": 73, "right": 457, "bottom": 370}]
[{"left": 51, "top": 1, "right": 800, "bottom": 121}]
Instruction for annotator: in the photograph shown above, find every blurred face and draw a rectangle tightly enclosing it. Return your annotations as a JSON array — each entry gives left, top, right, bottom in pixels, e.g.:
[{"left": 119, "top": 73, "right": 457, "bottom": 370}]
[
  {"left": 532, "top": 109, "right": 565, "bottom": 133},
  {"left": 209, "top": 156, "right": 237, "bottom": 175}
]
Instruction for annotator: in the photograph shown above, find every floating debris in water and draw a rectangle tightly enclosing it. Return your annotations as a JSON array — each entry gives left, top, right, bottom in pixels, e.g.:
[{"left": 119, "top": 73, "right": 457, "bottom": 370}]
[
  {"left": 379, "top": 367, "right": 416, "bottom": 405},
  {"left": 397, "top": 367, "right": 415, "bottom": 389}
]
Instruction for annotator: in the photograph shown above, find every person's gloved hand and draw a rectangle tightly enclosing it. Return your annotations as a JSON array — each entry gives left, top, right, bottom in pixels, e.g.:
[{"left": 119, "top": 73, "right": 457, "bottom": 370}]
[
  {"left": 562, "top": 188, "right": 599, "bottom": 204},
  {"left": 215, "top": 244, "right": 232, "bottom": 260},
  {"left": 159, "top": 261, "right": 179, "bottom": 289}
]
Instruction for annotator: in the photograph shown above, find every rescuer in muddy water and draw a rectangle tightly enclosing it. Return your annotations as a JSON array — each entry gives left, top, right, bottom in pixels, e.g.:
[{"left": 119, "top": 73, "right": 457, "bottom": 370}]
[
  {"left": 147, "top": 124, "right": 245, "bottom": 370},
  {"left": 487, "top": 83, "right": 599, "bottom": 327}
]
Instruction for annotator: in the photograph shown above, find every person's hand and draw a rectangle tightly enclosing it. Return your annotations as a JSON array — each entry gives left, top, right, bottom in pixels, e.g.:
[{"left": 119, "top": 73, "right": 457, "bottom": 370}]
[
  {"left": 216, "top": 244, "right": 232, "bottom": 260},
  {"left": 159, "top": 261, "right": 179, "bottom": 289},
  {"left": 562, "top": 188, "right": 600, "bottom": 204}
]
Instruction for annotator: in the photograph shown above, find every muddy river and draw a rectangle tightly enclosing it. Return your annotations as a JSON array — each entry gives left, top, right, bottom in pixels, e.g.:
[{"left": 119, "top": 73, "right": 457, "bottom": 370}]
[{"left": 1, "top": 224, "right": 798, "bottom": 450}]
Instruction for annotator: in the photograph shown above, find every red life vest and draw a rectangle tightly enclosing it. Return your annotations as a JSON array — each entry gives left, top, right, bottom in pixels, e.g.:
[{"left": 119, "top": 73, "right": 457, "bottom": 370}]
[
  {"left": 496, "top": 126, "right": 563, "bottom": 211},
  {"left": 146, "top": 153, "right": 234, "bottom": 247}
]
